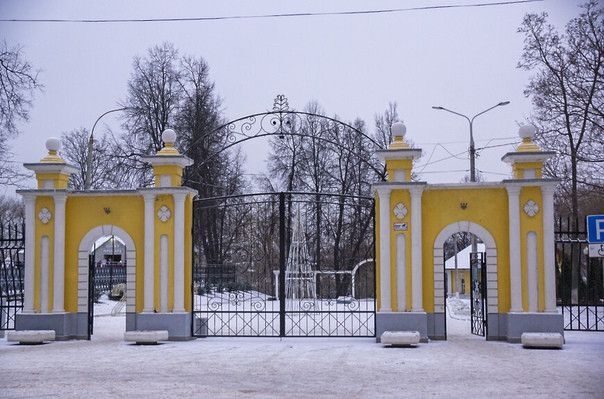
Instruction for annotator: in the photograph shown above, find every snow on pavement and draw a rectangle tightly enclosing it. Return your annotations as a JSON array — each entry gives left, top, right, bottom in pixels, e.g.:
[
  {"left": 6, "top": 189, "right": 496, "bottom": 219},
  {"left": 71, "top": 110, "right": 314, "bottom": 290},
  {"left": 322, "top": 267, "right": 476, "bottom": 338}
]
[{"left": 1, "top": 303, "right": 603, "bottom": 398}]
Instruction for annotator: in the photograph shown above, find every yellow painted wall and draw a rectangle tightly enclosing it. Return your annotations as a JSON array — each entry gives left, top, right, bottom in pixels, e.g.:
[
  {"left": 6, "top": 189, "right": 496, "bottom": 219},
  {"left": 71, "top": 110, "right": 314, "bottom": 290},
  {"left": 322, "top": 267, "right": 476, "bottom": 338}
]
[
  {"left": 519, "top": 186, "right": 544, "bottom": 311},
  {"left": 154, "top": 194, "right": 175, "bottom": 312},
  {"left": 64, "top": 195, "right": 145, "bottom": 313},
  {"left": 447, "top": 269, "right": 471, "bottom": 294},
  {"left": 34, "top": 196, "right": 55, "bottom": 312},
  {"left": 421, "top": 187, "right": 511, "bottom": 313}
]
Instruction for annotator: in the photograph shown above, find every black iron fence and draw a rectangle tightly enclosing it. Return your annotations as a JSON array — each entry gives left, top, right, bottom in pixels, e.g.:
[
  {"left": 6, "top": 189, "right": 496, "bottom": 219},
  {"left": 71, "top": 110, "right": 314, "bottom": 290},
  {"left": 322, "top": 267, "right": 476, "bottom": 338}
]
[
  {"left": 555, "top": 217, "right": 604, "bottom": 331},
  {"left": 192, "top": 192, "right": 376, "bottom": 337},
  {"left": 0, "top": 223, "right": 25, "bottom": 331},
  {"left": 93, "top": 262, "right": 127, "bottom": 295}
]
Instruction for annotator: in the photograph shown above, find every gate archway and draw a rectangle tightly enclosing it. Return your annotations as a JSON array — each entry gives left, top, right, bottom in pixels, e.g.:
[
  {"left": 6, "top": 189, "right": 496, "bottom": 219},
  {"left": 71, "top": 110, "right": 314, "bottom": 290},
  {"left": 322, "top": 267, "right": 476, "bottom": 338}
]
[
  {"left": 189, "top": 96, "right": 380, "bottom": 337},
  {"left": 433, "top": 221, "right": 498, "bottom": 339},
  {"left": 78, "top": 224, "right": 136, "bottom": 339}
]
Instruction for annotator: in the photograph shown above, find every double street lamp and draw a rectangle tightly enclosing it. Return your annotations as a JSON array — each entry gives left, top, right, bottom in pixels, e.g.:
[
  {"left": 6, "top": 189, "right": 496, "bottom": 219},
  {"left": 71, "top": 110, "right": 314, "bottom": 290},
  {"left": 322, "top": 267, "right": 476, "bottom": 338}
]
[{"left": 431, "top": 101, "right": 510, "bottom": 182}]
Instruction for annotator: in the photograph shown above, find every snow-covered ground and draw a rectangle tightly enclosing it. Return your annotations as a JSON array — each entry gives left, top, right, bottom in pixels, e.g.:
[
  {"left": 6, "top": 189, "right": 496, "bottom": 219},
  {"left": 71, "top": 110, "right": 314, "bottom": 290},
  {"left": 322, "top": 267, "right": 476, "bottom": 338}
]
[{"left": 1, "top": 299, "right": 603, "bottom": 398}]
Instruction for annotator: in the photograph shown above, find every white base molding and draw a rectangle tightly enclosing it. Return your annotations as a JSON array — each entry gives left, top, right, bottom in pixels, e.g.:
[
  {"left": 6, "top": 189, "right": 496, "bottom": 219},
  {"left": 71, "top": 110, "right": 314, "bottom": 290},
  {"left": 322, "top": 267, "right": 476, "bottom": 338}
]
[
  {"left": 380, "top": 331, "right": 421, "bottom": 346},
  {"left": 521, "top": 332, "right": 564, "bottom": 349},
  {"left": 124, "top": 330, "right": 169, "bottom": 345},
  {"left": 7, "top": 330, "right": 55, "bottom": 344}
]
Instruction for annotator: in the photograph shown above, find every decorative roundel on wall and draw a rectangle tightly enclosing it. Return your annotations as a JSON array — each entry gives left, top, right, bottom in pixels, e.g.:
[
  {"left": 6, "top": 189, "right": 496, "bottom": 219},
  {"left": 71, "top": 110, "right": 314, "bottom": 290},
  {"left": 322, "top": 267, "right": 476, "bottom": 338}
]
[
  {"left": 393, "top": 203, "right": 408, "bottom": 219},
  {"left": 38, "top": 208, "right": 52, "bottom": 224},
  {"left": 523, "top": 200, "right": 539, "bottom": 217},
  {"left": 157, "top": 205, "right": 171, "bottom": 222}
]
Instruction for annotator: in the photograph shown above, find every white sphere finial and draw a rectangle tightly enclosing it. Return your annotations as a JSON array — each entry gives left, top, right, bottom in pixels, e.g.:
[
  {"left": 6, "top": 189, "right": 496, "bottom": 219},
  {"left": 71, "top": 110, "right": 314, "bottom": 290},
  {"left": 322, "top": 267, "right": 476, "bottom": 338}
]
[
  {"left": 518, "top": 124, "right": 536, "bottom": 140},
  {"left": 391, "top": 121, "right": 406, "bottom": 139},
  {"left": 162, "top": 128, "right": 177, "bottom": 145},
  {"left": 46, "top": 137, "right": 61, "bottom": 152}
]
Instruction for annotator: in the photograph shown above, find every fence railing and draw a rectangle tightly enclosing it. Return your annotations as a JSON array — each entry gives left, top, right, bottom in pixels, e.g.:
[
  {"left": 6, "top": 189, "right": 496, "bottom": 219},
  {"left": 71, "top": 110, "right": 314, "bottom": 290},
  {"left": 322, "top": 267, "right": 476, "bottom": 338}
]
[
  {"left": 93, "top": 262, "right": 127, "bottom": 294},
  {"left": 1, "top": 223, "right": 25, "bottom": 330},
  {"left": 555, "top": 217, "right": 604, "bottom": 331}
]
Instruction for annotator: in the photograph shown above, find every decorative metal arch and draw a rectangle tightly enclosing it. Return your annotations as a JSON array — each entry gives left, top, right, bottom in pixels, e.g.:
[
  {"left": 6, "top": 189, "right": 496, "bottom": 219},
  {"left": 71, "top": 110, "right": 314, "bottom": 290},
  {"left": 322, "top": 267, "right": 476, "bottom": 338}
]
[{"left": 185, "top": 95, "right": 386, "bottom": 179}]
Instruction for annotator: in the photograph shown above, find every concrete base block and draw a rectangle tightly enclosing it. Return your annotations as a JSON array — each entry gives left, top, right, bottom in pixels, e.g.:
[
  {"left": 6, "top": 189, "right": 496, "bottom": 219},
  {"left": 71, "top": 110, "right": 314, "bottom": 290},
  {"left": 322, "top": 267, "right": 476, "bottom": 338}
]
[
  {"left": 507, "top": 312, "right": 564, "bottom": 343},
  {"left": 130, "top": 312, "right": 193, "bottom": 341},
  {"left": 124, "top": 330, "right": 169, "bottom": 344},
  {"left": 15, "top": 313, "right": 88, "bottom": 340},
  {"left": 381, "top": 331, "right": 421, "bottom": 346},
  {"left": 7, "top": 330, "right": 55, "bottom": 344},
  {"left": 521, "top": 332, "right": 564, "bottom": 349},
  {"left": 427, "top": 312, "right": 446, "bottom": 340},
  {"left": 376, "top": 312, "right": 428, "bottom": 342}
]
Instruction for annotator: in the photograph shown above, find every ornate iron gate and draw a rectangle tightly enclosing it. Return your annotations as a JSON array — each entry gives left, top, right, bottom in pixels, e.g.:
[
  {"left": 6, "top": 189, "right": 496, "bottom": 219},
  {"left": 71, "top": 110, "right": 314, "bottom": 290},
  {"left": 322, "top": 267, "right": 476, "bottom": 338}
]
[
  {"left": 0, "top": 224, "right": 24, "bottom": 331},
  {"left": 470, "top": 252, "right": 487, "bottom": 336},
  {"left": 556, "top": 217, "right": 604, "bottom": 331},
  {"left": 192, "top": 192, "right": 375, "bottom": 337}
]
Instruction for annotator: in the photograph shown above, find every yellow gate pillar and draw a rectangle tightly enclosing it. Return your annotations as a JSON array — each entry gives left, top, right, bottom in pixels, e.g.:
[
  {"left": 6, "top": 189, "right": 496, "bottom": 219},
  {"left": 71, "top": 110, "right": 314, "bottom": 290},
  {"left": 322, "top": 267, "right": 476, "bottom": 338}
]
[
  {"left": 15, "top": 138, "right": 78, "bottom": 337},
  {"left": 134, "top": 129, "right": 196, "bottom": 338},
  {"left": 373, "top": 122, "right": 562, "bottom": 342},
  {"left": 15, "top": 130, "right": 196, "bottom": 340},
  {"left": 501, "top": 125, "right": 562, "bottom": 341},
  {"left": 373, "top": 122, "right": 429, "bottom": 341}
]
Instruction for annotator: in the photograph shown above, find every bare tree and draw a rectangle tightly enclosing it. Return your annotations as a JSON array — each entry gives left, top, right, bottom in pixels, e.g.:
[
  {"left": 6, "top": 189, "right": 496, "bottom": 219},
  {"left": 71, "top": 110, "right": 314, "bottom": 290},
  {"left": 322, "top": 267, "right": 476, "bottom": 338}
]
[
  {"left": 0, "top": 195, "right": 23, "bottom": 226},
  {"left": 518, "top": 0, "right": 604, "bottom": 220},
  {"left": 0, "top": 41, "right": 42, "bottom": 185}
]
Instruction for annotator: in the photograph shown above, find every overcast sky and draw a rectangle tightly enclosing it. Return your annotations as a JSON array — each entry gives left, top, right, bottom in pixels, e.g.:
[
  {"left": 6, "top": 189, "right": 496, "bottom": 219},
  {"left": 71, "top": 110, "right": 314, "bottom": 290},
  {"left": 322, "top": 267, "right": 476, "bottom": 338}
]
[{"left": 0, "top": 0, "right": 583, "bottom": 195}]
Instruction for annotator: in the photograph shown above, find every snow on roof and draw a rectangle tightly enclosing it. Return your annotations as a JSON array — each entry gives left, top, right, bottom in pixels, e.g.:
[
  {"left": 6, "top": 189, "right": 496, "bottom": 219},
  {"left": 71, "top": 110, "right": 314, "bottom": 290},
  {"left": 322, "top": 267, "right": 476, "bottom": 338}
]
[
  {"left": 92, "top": 235, "right": 125, "bottom": 251},
  {"left": 444, "top": 243, "right": 486, "bottom": 270}
]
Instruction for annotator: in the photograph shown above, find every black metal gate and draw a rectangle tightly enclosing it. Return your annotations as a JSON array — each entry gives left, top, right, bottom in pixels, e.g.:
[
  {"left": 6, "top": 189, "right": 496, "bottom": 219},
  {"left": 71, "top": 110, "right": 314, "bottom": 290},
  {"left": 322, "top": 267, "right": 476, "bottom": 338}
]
[
  {"left": 470, "top": 252, "right": 487, "bottom": 336},
  {"left": 0, "top": 223, "right": 24, "bottom": 331},
  {"left": 556, "top": 217, "right": 604, "bottom": 331},
  {"left": 87, "top": 254, "right": 95, "bottom": 339},
  {"left": 192, "top": 192, "right": 375, "bottom": 337}
]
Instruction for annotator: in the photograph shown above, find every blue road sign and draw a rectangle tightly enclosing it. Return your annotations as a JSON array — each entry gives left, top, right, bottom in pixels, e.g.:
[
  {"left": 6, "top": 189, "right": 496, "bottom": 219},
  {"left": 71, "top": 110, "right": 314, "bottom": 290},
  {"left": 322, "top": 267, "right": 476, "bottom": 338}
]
[{"left": 586, "top": 215, "right": 604, "bottom": 244}]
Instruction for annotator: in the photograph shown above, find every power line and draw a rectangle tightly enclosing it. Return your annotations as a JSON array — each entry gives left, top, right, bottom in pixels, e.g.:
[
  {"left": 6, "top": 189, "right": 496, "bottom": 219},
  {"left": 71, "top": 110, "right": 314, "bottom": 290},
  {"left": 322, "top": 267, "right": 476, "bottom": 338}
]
[{"left": 0, "top": 0, "right": 544, "bottom": 24}]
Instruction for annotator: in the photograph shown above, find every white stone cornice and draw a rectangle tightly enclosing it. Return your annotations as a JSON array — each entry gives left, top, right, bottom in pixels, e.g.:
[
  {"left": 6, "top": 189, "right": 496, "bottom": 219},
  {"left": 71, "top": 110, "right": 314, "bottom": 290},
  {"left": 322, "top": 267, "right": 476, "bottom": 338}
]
[
  {"left": 140, "top": 154, "right": 193, "bottom": 168},
  {"left": 503, "top": 178, "right": 560, "bottom": 187},
  {"left": 23, "top": 162, "right": 80, "bottom": 175},
  {"left": 501, "top": 151, "right": 556, "bottom": 164},
  {"left": 375, "top": 148, "right": 422, "bottom": 163}
]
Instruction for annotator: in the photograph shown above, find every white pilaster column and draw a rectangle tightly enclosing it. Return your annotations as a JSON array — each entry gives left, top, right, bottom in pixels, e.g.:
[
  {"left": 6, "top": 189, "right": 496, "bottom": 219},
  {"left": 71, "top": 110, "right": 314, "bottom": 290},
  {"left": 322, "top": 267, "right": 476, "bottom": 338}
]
[
  {"left": 23, "top": 194, "right": 36, "bottom": 313},
  {"left": 396, "top": 234, "right": 406, "bottom": 311},
  {"left": 143, "top": 193, "right": 155, "bottom": 312},
  {"left": 173, "top": 192, "right": 187, "bottom": 312},
  {"left": 377, "top": 188, "right": 392, "bottom": 312},
  {"left": 542, "top": 184, "right": 557, "bottom": 312},
  {"left": 506, "top": 185, "right": 523, "bottom": 312},
  {"left": 410, "top": 186, "right": 424, "bottom": 312},
  {"left": 52, "top": 192, "right": 67, "bottom": 313}
]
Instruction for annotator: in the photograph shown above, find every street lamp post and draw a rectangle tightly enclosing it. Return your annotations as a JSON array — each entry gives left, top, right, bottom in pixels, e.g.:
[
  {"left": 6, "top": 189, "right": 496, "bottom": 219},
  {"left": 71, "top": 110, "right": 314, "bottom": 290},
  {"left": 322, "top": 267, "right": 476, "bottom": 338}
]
[
  {"left": 85, "top": 107, "right": 128, "bottom": 189},
  {"left": 432, "top": 101, "right": 510, "bottom": 182},
  {"left": 432, "top": 101, "right": 509, "bottom": 294}
]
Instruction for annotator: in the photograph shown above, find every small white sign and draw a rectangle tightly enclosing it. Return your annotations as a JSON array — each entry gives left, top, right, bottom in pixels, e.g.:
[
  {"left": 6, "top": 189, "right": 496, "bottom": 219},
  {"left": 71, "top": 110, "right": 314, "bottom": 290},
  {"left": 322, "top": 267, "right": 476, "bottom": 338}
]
[
  {"left": 393, "top": 222, "right": 407, "bottom": 231},
  {"left": 588, "top": 243, "right": 604, "bottom": 258}
]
